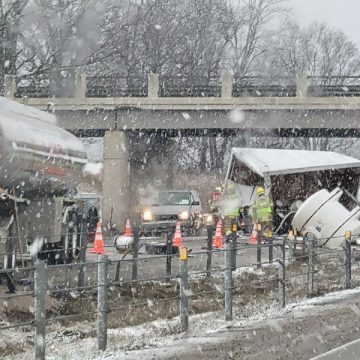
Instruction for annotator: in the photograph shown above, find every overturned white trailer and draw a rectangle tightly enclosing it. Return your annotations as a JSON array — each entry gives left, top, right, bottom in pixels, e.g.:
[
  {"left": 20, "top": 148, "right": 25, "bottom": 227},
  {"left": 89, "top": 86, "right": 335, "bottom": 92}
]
[{"left": 225, "top": 148, "right": 360, "bottom": 246}]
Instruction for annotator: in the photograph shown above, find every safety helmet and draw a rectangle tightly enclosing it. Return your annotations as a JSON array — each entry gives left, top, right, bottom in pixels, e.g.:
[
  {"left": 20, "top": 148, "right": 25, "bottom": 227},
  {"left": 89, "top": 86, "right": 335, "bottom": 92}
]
[
  {"left": 257, "top": 186, "right": 265, "bottom": 196},
  {"left": 214, "top": 186, "right": 223, "bottom": 192}
]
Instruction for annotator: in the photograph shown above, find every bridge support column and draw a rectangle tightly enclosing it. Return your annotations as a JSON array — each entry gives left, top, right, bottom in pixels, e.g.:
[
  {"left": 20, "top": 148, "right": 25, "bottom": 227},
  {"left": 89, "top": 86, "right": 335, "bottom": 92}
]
[
  {"left": 148, "top": 73, "right": 159, "bottom": 98},
  {"left": 74, "top": 69, "right": 86, "bottom": 101},
  {"left": 296, "top": 73, "right": 308, "bottom": 97},
  {"left": 102, "top": 131, "right": 129, "bottom": 230},
  {"left": 222, "top": 72, "right": 233, "bottom": 98}
]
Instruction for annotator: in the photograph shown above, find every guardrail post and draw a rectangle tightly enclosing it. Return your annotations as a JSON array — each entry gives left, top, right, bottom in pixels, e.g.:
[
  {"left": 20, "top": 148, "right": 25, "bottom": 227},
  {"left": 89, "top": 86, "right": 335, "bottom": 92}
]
[
  {"left": 288, "top": 231, "right": 295, "bottom": 264},
  {"left": 206, "top": 225, "right": 213, "bottom": 277},
  {"left": 114, "top": 260, "right": 121, "bottom": 283},
  {"left": 257, "top": 224, "right": 262, "bottom": 269},
  {"left": 221, "top": 72, "right": 233, "bottom": 98},
  {"left": 148, "top": 73, "right": 159, "bottom": 98},
  {"left": 296, "top": 73, "right": 308, "bottom": 97},
  {"left": 306, "top": 233, "right": 315, "bottom": 297},
  {"left": 179, "top": 247, "right": 189, "bottom": 332},
  {"left": 166, "top": 231, "right": 172, "bottom": 282},
  {"left": 34, "top": 261, "right": 46, "bottom": 360},
  {"left": 231, "top": 223, "right": 237, "bottom": 271},
  {"left": 4, "top": 75, "right": 16, "bottom": 99},
  {"left": 268, "top": 235, "right": 273, "bottom": 263},
  {"left": 345, "top": 231, "right": 352, "bottom": 289},
  {"left": 224, "top": 241, "right": 233, "bottom": 321},
  {"left": 97, "top": 254, "right": 108, "bottom": 351},
  {"left": 78, "top": 227, "right": 87, "bottom": 289},
  {"left": 132, "top": 227, "right": 140, "bottom": 281},
  {"left": 277, "top": 239, "right": 286, "bottom": 308}
]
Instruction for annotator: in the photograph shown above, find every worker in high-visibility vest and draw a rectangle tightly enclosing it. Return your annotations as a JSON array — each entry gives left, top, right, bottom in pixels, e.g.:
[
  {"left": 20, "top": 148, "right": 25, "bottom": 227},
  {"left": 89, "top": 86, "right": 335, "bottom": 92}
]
[
  {"left": 252, "top": 186, "right": 274, "bottom": 237},
  {"left": 209, "top": 186, "right": 223, "bottom": 214}
]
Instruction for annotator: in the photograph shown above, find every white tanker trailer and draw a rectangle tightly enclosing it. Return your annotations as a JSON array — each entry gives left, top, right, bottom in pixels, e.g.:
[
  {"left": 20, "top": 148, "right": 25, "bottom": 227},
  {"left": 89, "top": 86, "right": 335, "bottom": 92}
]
[
  {"left": 292, "top": 187, "right": 360, "bottom": 248},
  {"left": 0, "top": 97, "right": 88, "bottom": 266}
]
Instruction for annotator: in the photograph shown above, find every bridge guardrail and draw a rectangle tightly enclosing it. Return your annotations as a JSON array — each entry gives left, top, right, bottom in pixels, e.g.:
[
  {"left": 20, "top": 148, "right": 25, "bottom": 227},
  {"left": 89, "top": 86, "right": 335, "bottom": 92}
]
[{"left": 5, "top": 73, "right": 360, "bottom": 99}]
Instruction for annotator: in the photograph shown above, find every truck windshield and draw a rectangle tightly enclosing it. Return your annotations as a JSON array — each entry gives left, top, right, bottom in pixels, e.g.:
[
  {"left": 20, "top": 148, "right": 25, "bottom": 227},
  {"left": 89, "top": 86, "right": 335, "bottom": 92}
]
[{"left": 155, "top": 192, "right": 191, "bottom": 206}]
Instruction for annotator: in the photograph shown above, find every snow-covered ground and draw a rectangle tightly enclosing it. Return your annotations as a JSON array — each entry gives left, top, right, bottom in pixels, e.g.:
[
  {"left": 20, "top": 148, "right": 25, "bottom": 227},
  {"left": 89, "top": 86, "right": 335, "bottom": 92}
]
[{"left": 8, "top": 287, "right": 360, "bottom": 360}]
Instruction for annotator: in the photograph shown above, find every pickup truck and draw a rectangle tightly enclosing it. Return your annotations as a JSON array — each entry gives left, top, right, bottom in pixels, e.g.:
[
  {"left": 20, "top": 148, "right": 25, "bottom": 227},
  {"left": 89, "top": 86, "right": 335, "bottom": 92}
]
[{"left": 141, "top": 190, "right": 203, "bottom": 236}]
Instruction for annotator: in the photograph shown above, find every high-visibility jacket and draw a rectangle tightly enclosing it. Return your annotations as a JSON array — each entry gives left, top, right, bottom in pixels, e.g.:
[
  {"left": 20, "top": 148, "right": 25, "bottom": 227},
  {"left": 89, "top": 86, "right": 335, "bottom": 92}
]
[{"left": 252, "top": 195, "right": 273, "bottom": 223}]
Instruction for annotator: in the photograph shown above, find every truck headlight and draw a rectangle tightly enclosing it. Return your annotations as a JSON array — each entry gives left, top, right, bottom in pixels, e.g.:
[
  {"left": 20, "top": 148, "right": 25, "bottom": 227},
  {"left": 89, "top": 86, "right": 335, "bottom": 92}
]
[
  {"left": 179, "top": 211, "right": 189, "bottom": 220},
  {"left": 143, "top": 210, "right": 152, "bottom": 221}
]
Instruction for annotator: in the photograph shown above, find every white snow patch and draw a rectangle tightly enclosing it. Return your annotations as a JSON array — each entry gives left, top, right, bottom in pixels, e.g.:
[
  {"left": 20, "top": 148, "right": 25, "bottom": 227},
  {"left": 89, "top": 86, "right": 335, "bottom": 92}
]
[
  {"left": 83, "top": 162, "right": 103, "bottom": 177},
  {"left": 36, "top": 334, "right": 45, "bottom": 349},
  {"left": 29, "top": 237, "right": 44, "bottom": 258},
  {"left": 182, "top": 112, "right": 191, "bottom": 120},
  {"left": 229, "top": 108, "right": 245, "bottom": 124}
]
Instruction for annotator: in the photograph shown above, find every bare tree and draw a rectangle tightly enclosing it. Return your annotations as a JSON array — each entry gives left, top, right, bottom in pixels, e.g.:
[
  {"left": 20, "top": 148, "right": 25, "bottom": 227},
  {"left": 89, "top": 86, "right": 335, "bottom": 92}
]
[
  {"left": 89, "top": 0, "right": 229, "bottom": 82},
  {"left": 270, "top": 21, "right": 360, "bottom": 82},
  {"left": 19, "top": 0, "right": 109, "bottom": 95},
  {"left": 0, "top": 0, "right": 29, "bottom": 78},
  {"left": 222, "top": 0, "right": 286, "bottom": 77}
]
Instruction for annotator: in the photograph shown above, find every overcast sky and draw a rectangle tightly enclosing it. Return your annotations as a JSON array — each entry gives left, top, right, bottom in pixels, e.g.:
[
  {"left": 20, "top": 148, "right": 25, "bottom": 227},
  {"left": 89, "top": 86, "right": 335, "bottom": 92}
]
[{"left": 290, "top": 0, "right": 360, "bottom": 47}]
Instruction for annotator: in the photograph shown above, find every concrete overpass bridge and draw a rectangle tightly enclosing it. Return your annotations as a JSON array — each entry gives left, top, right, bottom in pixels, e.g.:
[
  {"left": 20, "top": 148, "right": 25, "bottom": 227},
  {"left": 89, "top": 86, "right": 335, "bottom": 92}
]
[
  {"left": 4, "top": 72, "right": 360, "bottom": 227},
  {"left": 5, "top": 72, "right": 360, "bottom": 137}
]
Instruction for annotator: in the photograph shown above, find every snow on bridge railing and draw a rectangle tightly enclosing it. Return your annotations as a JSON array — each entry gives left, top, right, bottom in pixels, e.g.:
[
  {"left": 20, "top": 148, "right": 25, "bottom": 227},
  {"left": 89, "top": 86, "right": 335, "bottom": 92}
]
[{"left": 4, "top": 73, "right": 360, "bottom": 99}]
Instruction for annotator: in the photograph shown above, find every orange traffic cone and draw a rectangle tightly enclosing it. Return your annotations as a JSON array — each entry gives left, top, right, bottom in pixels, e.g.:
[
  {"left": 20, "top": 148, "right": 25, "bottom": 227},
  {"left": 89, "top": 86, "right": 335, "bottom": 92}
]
[
  {"left": 213, "top": 220, "right": 224, "bottom": 249},
  {"left": 124, "top": 218, "right": 133, "bottom": 236},
  {"left": 248, "top": 227, "right": 258, "bottom": 245},
  {"left": 173, "top": 221, "right": 183, "bottom": 247},
  {"left": 91, "top": 221, "right": 106, "bottom": 254}
]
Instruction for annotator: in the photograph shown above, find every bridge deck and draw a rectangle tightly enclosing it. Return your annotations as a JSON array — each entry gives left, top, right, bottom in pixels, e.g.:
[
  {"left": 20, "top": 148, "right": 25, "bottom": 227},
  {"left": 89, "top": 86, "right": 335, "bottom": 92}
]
[{"left": 20, "top": 95, "right": 360, "bottom": 111}]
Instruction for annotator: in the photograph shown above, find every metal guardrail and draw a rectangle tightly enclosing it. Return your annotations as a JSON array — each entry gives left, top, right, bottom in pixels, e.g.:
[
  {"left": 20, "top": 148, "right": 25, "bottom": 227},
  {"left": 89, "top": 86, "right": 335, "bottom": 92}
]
[
  {"left": 0, "top": 229, "right": 357, "bottom": 359},
  {"left": 6, "top": 74, "right": 360, "bottom": 98}
]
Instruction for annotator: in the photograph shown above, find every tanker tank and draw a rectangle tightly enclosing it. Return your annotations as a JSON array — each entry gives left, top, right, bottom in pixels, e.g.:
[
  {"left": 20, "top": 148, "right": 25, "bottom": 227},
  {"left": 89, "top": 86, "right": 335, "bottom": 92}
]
[
  {"left": 0, "top": 97, "right": 88, "bottom": 267},
  {"left": 0, "top": 97, "right": 87, "bottom": 196}
]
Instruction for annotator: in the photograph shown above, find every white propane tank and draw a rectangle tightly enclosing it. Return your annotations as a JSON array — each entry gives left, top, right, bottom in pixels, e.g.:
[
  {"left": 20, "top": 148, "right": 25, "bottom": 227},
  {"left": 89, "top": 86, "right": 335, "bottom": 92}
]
[
  {"left": 114, "top": 235, "right": 134, "bottom": 253},
  {"left": 292, "top": 188, "right": 360, "bottom": 248}
]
